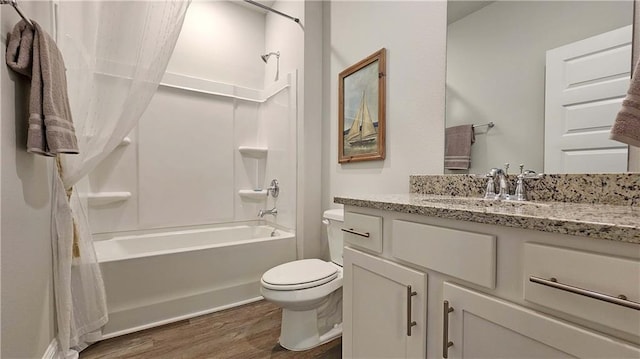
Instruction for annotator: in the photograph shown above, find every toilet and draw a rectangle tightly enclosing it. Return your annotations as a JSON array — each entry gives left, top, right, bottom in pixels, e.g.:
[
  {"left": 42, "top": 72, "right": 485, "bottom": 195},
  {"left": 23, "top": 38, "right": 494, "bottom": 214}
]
[{"left": 260, "top": 209, "right": 344, "bottom": 351}]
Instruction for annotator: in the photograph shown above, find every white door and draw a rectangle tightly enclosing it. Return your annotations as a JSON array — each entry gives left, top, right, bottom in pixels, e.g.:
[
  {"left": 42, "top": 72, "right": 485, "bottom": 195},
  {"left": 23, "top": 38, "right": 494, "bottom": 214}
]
[
  {"left": 442, "top": 282, "right": 640, "bottom": 359},
  {"left": 545, "top": 25, "right": 632, "bottom": 173},
  {"left": 343, "top": 247, "right": 427, "bottom": 359}
]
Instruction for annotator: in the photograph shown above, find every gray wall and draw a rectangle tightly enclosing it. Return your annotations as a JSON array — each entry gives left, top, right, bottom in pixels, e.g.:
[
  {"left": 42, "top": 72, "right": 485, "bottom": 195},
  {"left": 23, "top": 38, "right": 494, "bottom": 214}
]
[
  {"left": 446, "top": 1, "right": 632, "bottom": 174},
  {"left": 322, "top": 0, "right": 447, "bottom": 211},
  {"left": 1, "top": 2, "right": 56, "bottom": 357}
]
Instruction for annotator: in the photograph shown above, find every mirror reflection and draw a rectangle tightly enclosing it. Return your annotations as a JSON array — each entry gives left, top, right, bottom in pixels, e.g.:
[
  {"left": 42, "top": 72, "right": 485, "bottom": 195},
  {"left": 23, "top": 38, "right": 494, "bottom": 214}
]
[{"left": 445, "top": 0, "right": 634, "bottom": 174}]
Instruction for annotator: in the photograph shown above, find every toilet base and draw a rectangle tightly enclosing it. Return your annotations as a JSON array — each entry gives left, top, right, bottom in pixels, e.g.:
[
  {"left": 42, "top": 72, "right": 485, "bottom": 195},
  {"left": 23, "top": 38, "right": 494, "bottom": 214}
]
[{"left": 279, "top": 308, "right": 343, "bottom": 351}]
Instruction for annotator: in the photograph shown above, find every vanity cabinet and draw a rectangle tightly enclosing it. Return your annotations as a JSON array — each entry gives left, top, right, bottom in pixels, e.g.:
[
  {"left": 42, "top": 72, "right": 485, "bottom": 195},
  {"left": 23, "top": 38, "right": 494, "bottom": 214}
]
[
  {"left": 442, "top": 282, "right": 639, "bottom": 359},
  {"left": 341, "top": 206, "right": 640, "bottom": 359},
  {"left": 343, "top": 247, "right": 427, "bottom": 359}
]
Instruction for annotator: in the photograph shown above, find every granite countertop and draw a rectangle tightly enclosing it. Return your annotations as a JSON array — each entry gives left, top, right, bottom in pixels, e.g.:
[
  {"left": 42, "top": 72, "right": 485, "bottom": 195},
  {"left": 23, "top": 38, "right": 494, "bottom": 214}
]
[{"left": 334, "top": 193, "right": 640, "bottom": 244}]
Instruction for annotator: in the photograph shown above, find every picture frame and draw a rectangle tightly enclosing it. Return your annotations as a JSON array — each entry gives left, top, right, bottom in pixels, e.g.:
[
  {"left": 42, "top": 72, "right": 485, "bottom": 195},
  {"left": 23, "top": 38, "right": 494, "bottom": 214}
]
[{"left": 338, "top": 48, "right": 386, "bottom": 163}]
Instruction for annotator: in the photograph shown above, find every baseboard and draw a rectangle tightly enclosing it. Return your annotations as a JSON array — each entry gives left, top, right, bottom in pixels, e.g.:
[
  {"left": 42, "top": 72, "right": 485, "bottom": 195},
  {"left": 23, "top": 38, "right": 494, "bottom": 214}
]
[{"left": 42, "top": 339, "right": 60, "bottom": 359}]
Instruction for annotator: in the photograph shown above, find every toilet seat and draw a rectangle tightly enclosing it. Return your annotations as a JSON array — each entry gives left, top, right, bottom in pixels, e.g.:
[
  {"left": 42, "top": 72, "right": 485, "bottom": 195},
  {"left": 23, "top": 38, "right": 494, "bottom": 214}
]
[{"left": 261, "top": 259, "right": 338, "bottom": 291}]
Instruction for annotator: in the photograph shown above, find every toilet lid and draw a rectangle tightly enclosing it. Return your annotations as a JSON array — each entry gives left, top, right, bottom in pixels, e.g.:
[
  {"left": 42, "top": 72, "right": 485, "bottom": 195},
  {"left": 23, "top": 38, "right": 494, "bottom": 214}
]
[{"left": 261, "top": 259, "right": 338, "bottom": 290}]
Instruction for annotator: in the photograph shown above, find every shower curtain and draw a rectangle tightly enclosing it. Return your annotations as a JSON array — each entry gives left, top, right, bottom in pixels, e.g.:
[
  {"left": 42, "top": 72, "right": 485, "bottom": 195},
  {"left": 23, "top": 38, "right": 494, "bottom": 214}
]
[{"left": 53, "top": 1, "right": 190, "bottom": 357}]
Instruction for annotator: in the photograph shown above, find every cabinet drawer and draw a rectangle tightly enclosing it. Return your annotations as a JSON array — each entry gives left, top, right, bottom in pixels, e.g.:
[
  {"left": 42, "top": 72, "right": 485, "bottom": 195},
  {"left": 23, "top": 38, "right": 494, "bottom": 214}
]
[
  {"left": 392, "top": 220, "right": 496, "bottom": 288},
  {"left": 524, "top": 243, "right": 640, "bottom": 336},
  {"left": 343, "top": 212, "right": 383, "bottom": 253}
]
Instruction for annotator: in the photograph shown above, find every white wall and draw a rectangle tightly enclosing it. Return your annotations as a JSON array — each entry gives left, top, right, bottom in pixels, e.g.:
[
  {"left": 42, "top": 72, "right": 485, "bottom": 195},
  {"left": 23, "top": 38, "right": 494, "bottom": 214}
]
[
  {"left": 88, "top": 1, "right": 301, "bottom": 236},
  {"left": 168, "top": 1, "right": 266, "bottom": 89},
  {"left": 1, "top": 2, "right": 57, "bottom": 358},
  {"left": 322, "top": 1, "right": 447, "bottom": 210},
  {"left": 446, "top": 1, "right": 632, "bottom": 174}
]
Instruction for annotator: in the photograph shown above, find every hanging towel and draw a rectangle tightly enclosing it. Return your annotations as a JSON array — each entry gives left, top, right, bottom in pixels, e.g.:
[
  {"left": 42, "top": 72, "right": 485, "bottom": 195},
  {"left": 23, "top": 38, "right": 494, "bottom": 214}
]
[
  {"left": 611, "top": 57, "right": 640, "bottom": 147},
  {"left": 6, "top": 19, "right": 78, "bottom": 156},
  {"left": 444, "top": 124, "right": 475, "bottom": 170}
]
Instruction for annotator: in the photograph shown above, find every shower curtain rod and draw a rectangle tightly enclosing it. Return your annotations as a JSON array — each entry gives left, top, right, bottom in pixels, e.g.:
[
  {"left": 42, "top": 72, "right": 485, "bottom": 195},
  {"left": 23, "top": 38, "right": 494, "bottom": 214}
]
[
  {"left": 0, "top": 0, "right": 33, "bottom": 27},
  {"left": 244, "top": 0, "right": 300, "bottom": 23}
]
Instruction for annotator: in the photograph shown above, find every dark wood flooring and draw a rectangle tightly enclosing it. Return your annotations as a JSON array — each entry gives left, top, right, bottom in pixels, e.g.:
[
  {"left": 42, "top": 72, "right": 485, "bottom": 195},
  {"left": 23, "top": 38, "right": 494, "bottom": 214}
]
[{"left": 80, "top": 300, "right": 342, "bottom": 359}]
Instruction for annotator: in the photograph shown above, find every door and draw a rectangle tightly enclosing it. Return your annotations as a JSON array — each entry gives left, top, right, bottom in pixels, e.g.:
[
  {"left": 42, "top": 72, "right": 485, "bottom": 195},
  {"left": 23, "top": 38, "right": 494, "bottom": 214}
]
[
  {"left": 442, "top": 282, "right": 640, "bottom": 358},
  {"left": 343, "top": 247, "right": 427, "bottom": 359},
  {"left": 545, "top": 25, "right": 632, "bottom": 173}
]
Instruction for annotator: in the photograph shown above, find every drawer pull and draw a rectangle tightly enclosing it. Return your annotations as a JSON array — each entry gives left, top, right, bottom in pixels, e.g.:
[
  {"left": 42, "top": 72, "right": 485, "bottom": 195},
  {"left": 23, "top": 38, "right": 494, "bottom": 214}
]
[
  {"left": 443, "top": 300, "right": 454, "bottom": 358},
  {"left": 529, "top": 276, "right": 640, "bottom": 311},
  {"left": 406, "top": 285, "right": 417, "bottom": 336},
  {"left": 341, "top": 228, "right": 370, "bottom": 238}
]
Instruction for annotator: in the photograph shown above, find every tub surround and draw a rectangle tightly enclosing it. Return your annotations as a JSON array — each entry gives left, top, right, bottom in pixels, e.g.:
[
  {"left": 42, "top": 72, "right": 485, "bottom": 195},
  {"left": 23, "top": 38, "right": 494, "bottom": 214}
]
[{"left": 335, "top": 173, "right": 640, "bottom": 244}]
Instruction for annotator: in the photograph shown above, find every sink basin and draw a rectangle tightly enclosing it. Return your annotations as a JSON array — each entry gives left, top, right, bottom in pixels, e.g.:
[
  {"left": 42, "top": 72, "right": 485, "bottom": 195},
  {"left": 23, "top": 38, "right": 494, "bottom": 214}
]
[{"left": 419, "top": 196, "right": 550, "bottom": 210}]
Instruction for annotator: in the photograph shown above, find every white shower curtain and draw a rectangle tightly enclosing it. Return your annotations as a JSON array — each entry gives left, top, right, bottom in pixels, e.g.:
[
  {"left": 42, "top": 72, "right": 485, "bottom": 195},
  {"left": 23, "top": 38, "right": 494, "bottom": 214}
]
[{"left": 52, "top": 1, "right": 190, "bottom": 357}]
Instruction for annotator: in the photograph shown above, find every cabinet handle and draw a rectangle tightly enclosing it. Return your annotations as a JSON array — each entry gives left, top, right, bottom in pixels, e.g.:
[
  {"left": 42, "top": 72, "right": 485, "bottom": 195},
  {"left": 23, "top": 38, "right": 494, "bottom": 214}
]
[
  {"left": 443, "top": 300, "right": 454, "bottom": 358},
  {"left": 529, "top": 276, "right": 640, "bottom": 311},
  {"left": 341, "top": 228, "right": 370, "bottom": 238},
  {"left": 406, "top": 285, "right": 417, "bottom": 336}
]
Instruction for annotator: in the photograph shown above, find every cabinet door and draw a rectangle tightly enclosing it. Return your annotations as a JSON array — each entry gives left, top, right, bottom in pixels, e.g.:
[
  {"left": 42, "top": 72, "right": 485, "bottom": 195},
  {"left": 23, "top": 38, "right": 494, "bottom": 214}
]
[
  {"left": 343, "top": 247, "right": 427, "bottom": 359},
  {"left": 442, "top": 282, "right": 640, "bottom": 359}
]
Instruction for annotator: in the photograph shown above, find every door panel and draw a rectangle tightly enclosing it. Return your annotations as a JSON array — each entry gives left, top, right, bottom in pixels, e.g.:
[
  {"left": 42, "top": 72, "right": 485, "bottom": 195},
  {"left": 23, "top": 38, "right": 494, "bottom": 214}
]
[
  {"left": 545, "top": 25, "right": 631, "bottom": 173},
  {"left": 343, "top": 247, "right": 427, "bottom": 359},
  {"left": 443, "top": 282, "right": 640, "bottom": 358}
]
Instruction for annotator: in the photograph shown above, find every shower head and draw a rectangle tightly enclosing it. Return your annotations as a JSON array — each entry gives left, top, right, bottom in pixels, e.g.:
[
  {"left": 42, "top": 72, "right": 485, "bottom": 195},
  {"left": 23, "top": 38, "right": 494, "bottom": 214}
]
[{"left": 261, "top": 51, "right": 280, "bottom": 63}]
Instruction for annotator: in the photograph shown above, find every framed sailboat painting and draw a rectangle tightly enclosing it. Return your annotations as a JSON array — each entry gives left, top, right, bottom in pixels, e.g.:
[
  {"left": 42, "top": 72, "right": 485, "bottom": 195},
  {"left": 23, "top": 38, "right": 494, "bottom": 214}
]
[{"left": 338, "top": 48, "right": 386, "bottom": 163}]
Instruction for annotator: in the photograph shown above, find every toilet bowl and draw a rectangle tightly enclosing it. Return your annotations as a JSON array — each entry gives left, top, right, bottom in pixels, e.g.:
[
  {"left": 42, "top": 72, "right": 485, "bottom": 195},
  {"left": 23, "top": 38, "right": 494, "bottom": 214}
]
[{"left": 260, "top": 209, "right": 344, "bottom": 351}]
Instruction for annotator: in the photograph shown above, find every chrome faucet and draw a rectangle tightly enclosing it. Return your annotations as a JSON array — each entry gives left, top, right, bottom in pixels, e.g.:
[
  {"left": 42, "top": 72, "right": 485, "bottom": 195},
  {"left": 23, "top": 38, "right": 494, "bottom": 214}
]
[
  {"left": 484, "top": 168, "right": 499, "bottom": 199},
  {"left": 495, "top": 168, "right": 510, "bottom": 200},
  {"left": 258, "top": 207, "right": 278, "bottom": 218},
  {"left": 514, "top": 164, "right": 544, "bottom": 201},
  {"left": 484, "top": 164, "right": 510, "bottom": 200}
]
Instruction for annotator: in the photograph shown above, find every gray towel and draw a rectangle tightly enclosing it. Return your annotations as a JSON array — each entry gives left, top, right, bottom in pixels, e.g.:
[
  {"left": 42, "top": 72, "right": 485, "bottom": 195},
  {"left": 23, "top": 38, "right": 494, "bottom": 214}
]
[
  {"left": 611, "top": 57, "right": 640, "bottom": 147},
  {"left": 444, "top": 124, "right": 475, "bottom": 170},
  {"left": 6, "top": 19, "right": 78, "bottom": 156}
]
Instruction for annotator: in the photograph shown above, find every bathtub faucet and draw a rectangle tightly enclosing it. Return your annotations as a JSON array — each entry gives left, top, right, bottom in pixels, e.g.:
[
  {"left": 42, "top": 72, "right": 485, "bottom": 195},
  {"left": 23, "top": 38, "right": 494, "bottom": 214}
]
[{"left": 258, "top": 207, "right": 278, "bottom": 218}]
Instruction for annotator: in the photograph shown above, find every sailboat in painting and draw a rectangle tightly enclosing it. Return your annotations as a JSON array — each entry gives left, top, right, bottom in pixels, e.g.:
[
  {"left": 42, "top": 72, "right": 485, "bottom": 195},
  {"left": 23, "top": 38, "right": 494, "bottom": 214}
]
[{"left": 346, "top": 91, "right": 377, "bottom": 146}]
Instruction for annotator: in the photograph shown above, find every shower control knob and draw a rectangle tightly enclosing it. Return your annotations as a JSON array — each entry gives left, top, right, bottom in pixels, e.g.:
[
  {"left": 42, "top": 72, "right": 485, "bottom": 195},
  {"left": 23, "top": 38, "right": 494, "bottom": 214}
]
[{"left": 268, "top": 179, "right": 279, "bottom": 198}]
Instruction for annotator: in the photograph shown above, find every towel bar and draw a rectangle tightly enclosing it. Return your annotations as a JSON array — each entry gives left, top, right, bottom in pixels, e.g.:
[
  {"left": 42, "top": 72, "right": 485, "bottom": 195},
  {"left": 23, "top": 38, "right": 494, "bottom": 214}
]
[
  {"left": 0, "top": 0, "right": 33, "bottom": 27},
  {"left": 473, "top": 121, "right": 495, "bottom": 129}
]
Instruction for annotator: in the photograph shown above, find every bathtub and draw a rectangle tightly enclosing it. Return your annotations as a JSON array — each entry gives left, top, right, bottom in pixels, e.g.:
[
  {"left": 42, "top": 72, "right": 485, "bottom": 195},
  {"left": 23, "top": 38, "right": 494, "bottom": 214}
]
[{"left": 94, "top": 222, "right": 296, "bottom": 339}]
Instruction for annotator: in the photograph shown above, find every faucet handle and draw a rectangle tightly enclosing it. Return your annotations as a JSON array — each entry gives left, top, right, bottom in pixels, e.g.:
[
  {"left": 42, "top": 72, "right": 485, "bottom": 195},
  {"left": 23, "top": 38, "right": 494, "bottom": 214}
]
[
  {"left": 518, "top": 169, "right": 544, "bottom": 179},
  {"left": 485, "top": 168, "right": 500, "bottom": 178},
  {"left": 514, "top": 170, "right": 545, "bottom": 201},
  {"left": 267, "top": 179, "right": 279, "bottom": 198},
  {"left": 484, "top": 179, "right": 496, "bottom": 199},
  {"left": 483, "top": 171, "right": 497, "bottom": 199},
  {"left": 514, "top": 177, "right": 527, "bottom": 201}
]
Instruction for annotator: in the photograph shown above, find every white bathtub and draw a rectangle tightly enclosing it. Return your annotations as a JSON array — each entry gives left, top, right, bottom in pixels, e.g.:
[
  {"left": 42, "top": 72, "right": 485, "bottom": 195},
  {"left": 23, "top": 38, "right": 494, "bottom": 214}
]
[{"left": 94, "top": 223, "right": 296, "bottom": 339}]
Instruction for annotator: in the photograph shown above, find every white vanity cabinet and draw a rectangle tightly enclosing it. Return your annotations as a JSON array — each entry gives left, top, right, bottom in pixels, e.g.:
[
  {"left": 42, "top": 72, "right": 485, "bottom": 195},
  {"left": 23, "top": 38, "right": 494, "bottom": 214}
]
[
  {"left": 341, "top": 206, "right": 640, "bottom": 359},
  {"left": 343, "top": 247, "right": 427, "bottom": 359},
  {"left": 442, "top": 282, "right": 639, "bottom": 359}
]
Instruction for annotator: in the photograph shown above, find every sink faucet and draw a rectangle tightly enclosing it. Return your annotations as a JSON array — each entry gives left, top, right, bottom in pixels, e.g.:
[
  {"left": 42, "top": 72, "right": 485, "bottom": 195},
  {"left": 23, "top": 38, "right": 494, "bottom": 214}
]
[
  {"left": 258, "top": 207, "right": 278, "bottom": 218},
  {"left": 495, "top": 168, "right": 510, "bottom": 200},
  {"left": 514, "top": 165, "right": 544, "bottom": 201},
  {"left": 484, "top": 164, "right": 510, "bottom": 200}
]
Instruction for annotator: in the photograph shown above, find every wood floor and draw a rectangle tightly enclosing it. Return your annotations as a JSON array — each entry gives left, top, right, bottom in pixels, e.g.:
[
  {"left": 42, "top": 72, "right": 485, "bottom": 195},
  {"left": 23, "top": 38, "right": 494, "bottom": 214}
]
[{"left": 80, "top": 300, "right": 342, "bottom": 359}]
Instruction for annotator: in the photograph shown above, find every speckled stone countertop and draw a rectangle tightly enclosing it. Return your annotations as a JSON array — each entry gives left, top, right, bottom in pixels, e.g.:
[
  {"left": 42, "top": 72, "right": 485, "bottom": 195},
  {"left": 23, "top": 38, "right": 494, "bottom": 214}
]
[
  {"left": 410, "top": 173, "right": 640, "bottom": 206},
  {"left": 334, "top": 193, "right": 640, "bottom": 244}
]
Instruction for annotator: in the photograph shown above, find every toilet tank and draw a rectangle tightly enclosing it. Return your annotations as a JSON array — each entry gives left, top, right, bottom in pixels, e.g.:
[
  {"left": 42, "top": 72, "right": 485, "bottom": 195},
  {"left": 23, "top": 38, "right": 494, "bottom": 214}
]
[{"left": 323, "top": 209, "right": 344, "bottom": 266}]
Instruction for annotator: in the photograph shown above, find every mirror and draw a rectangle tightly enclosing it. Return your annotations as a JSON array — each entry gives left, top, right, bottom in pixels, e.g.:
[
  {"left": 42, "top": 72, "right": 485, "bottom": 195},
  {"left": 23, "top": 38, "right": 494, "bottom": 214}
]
[{"left": 445, "top": 0, "right": 634, "bottom": 174}]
